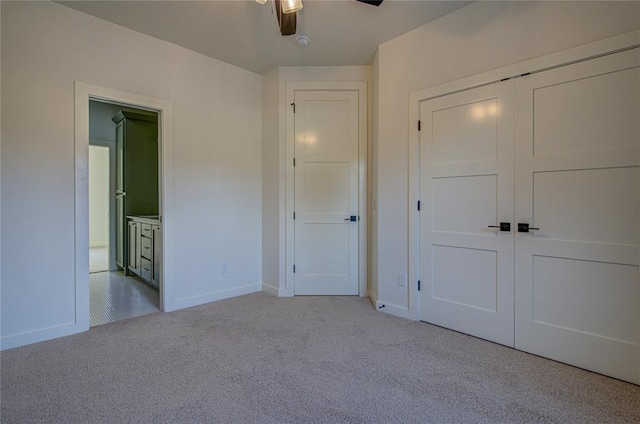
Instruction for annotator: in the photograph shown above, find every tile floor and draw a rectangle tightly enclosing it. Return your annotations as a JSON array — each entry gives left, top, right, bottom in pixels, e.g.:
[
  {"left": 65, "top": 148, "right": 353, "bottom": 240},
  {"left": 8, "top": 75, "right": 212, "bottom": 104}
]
[{"left": 89, "top": 271, "right": 160, "bottom": 327}]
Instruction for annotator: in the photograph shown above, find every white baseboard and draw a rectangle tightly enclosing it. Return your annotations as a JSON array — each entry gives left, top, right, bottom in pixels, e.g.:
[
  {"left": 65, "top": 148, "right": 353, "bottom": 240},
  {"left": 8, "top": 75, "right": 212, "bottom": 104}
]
[
  {"left": 367, "top": 290, "right": 378, "bottom": 308},
  {"left": 1, "top": 321, "right": 89, "bottom": 351},
  {"left": 2, "top": 284, "right": 263, "bottom": 350},
  {"left": 170, "top": 283, "right": 262, "bottom": 311},
  {"left": 262, "top": 283, "right": 279, "bottom": 296},
  {"left": 262, "top": 282, "right": 293, "bottom": 297},
  {"left": 374, "top": 300, "right": 417, "bottom": 321}
]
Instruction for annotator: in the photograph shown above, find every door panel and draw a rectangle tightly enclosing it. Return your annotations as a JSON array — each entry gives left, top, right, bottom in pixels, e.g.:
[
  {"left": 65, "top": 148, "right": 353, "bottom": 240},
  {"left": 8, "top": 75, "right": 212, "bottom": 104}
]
[
  {"left": 533, "top": 67, "right": 639, "bottom": 156},
  {"left": 432, "top": 175, "right": 497, "bottom": 235},
  {"left": 532, "top": 256, "right": 638, "bottom": 344},
  {"left": 432, "top": 98, "right": 499, "bottom": 164},
  {"left": 432, "top": 245, "right": 498, "bottom": 312},
  {"left": 533, "top": 167, "right": 638, "bottom": 245},
  {"left": 515, "top": 48, "right": 640, "bottom": 384},
  {"left": 294, "top": 90, "right": 359, "bottom": 295},
  {"left": 420, "top": 81, "right": 515, "bottom": 347}
]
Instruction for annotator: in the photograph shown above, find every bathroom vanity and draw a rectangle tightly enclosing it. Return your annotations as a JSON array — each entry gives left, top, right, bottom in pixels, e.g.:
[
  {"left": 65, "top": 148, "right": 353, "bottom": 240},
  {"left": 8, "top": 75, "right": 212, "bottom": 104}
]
[{"left": 127, "top": 215, "right": 161, "bottom": 290}]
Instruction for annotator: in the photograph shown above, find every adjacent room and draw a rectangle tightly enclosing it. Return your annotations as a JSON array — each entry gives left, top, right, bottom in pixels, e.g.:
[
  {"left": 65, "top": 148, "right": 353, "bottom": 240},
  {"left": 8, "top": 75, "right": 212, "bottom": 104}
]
[
  {"left": 88, "top": 100, "right": 161, "bottom": 326},
  {"left": 1, "top": 0, "right": 639, "bottom": 422}
]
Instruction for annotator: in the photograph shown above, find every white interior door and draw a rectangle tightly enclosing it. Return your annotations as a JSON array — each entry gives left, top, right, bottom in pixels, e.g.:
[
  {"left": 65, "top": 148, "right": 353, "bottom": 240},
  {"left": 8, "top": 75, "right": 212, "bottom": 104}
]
[
  {"left": 514, "top": 48, "right": 640, "bottom": 384},
  {"left": 419, "top": 81, "right": 515, "bottom": 346},
  {"left": 294, "top": 90, "right": 359, "bottom": 295}
]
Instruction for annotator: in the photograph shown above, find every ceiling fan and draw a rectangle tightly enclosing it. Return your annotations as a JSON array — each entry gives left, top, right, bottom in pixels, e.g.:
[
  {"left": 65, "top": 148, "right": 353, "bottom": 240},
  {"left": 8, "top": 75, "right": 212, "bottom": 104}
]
[{"left": 257, "top": 0, "right": 384, "bottom": 37}]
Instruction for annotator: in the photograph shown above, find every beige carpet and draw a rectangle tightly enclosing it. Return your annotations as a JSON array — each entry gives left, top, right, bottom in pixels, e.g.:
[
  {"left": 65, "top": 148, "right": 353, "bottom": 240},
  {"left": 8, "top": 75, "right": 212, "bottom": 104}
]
[{"left": 2, "top": 293, "right": 639, "bottom": 423}]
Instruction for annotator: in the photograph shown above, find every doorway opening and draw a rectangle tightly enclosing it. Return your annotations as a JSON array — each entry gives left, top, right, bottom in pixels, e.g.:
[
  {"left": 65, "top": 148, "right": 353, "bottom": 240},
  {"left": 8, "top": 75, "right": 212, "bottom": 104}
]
[{"left": 88, "top": 99, "right": 160, "bottom": 327}]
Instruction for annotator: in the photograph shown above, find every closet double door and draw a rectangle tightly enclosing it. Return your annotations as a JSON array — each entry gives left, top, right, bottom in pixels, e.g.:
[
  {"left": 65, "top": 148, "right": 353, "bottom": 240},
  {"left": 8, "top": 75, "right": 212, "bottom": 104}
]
[{"left": 419, "top": 48, "right": 640, "bottom": 384}]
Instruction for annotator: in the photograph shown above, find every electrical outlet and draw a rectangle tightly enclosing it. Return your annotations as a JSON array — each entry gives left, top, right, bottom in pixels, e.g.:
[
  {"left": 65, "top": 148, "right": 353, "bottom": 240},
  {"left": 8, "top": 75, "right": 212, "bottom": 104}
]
[
  {"left": 221, "top": 262, "right": 229, "bottom": 274},
  {"left": 398, "top": 272, "right": 407, "bottom": 287}
]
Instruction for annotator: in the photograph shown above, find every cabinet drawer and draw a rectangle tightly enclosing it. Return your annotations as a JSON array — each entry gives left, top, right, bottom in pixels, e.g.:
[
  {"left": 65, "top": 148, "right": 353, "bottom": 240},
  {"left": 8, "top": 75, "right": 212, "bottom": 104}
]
[
  {"left": 140, "top": 224, "right": 152, "bottom": 238},
  {"left": 140, "top": 236, "right": 152, "bottom": 259},
  {"left": 140, "top": 258, "right": 152, "bottom": 281}
]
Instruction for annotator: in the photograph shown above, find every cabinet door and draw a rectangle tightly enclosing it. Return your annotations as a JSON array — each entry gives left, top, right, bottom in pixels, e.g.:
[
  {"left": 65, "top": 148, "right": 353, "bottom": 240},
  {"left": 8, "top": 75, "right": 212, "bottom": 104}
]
[
  {"left": 116, "top": 195, "right": 125, "bottom": 268},
  {"left": 115, "top": 121, "right": 125, "bottom": 269},
  {"left": 152, "top": 225, "right": 161, "bottom": 288},
  {"left": 128, "top": 221, "right": 140, "bottom": 274},
  {"left": 124, "top": 118, "right": 159, "bottom": 216}
]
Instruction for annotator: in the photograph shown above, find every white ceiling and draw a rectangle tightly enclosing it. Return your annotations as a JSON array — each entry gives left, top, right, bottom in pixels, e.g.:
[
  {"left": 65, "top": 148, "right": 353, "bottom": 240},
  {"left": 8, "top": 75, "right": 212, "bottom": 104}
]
[{"left": 58, "top": 0, "right": 472, "bottom": 74}]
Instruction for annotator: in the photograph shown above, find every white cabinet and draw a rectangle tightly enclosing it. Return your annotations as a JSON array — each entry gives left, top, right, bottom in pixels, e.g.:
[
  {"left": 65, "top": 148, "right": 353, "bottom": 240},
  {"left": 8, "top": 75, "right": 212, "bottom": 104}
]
[{"left": 127, "top": 216, "right": 161, "bottom": 290}]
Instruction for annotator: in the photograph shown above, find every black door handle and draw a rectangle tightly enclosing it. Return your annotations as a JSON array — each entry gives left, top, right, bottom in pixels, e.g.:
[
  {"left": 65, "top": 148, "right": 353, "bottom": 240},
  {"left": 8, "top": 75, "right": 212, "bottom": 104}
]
[
  {"left": 518, "top": 223, "right": 540, "bottom": 233},
  {"left": 344, "top": 216, "right": 358, "bottom": 222},
  {"left": 488, "top": 222, "right": 511, "bottom": 232}
]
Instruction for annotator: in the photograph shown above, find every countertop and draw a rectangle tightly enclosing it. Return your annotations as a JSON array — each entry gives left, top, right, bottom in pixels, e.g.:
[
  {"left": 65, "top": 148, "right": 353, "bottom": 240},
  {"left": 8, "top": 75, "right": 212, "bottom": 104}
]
[{"left": 127, "top": 215, "right": 161, "bottom": 225}]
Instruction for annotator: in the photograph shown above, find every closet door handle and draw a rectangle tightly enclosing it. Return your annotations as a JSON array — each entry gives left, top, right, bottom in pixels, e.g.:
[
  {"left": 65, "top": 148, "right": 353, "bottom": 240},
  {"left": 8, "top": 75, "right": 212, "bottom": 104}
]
[
  {"left": 488, "top": 222, "right": 511, "bottom": 232},
  {"left": 518, "top": 223, "right": 540, "bottom": 233}
]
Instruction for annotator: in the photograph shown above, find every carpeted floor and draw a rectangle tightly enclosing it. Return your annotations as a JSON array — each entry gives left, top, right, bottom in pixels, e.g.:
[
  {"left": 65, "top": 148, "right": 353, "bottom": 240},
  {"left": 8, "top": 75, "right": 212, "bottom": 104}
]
[{"left": 1, "top": 293, "right": 639, "bottom": 423}]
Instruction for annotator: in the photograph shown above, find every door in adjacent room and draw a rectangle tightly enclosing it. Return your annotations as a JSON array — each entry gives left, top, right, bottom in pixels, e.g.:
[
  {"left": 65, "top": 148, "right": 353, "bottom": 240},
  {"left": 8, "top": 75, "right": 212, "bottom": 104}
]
[
  {"left": 419, "top": 81, "right": 515, "bottom": 347},
  {"left": 293, "top": 90, "right": 360, "bottom": 295}
]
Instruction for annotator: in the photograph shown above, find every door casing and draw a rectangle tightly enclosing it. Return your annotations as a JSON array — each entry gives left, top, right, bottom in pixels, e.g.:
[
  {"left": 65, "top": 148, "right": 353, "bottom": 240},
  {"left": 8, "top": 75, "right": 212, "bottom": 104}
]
[
  {"left": 285, "top": 82, "right": 368, "bottom": 297},
  {"left": 74, "top": 82, "right": 175, "bottom": 333}
]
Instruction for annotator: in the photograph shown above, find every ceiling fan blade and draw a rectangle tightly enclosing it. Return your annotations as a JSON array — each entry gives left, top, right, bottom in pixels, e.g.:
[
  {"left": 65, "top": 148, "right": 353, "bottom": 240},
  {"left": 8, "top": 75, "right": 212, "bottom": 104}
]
[
  {"left": 275, "top": 0, "right": 297, "bottom": 36},
  {"left": 356, "top": 0, "right": 384, "bottom": 6}
]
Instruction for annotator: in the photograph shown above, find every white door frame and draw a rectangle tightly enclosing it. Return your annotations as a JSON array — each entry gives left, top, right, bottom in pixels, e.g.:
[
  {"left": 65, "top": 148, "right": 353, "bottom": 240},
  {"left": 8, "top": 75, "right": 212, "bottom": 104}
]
[
  {"left": 285, "top": 82, "right": 368, "bottom": 297},
  {"left": 74, "top": 82, "right": 175, "bottom": 330},
  {"left": 408, "top": 30, "right": 640, "bottom": 321}
]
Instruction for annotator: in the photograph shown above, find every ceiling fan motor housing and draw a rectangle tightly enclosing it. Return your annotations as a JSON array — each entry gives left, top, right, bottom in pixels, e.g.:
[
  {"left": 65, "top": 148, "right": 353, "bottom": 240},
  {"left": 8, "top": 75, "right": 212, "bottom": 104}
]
[{"left": 275, "top": 0, "right": 297, "bottom": 36}]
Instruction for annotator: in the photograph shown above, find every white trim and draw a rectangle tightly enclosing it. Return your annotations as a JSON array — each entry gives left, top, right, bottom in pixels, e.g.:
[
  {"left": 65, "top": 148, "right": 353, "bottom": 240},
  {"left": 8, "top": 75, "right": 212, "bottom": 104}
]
[
  {"left": 376, "top": 302, "right": 415, "bottom": 321},
  {"left": 408, "top": 30, "right": 640, "bottom": 324},
  {"left": 262, "top": 283, "right": 285, "bottom": 297},
  {"left": 173, "top": 284, "right": 262, "bottom": 310},
  {"left": 410, "top": 30, "right": 640, "bottom": 105},
  {"left": 75, "top": 83, "right": 176, "bottom": 329},
  {"left": 285, "top": 81, "right": 368, "bottom": 297},
  {"left": 367, "top": 289, "right": 378, "bottom": 308},
  {"left": 1, "top": 322, "right": 87, "bottom": 351}
]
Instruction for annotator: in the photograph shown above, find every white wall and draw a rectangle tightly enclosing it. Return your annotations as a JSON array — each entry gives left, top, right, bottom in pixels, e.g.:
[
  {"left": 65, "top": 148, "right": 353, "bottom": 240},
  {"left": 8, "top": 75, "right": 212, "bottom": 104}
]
[
  {"left": 1, "top": 1, "right": 262, "bottom": 348},
  {"left": 261, "top": 66, "right": 372, "bottom": 296},
  {"left": 89, "top": 146, "right": 109, "bottom": 247},
  {"left": 370, "top": 50, "right": 379, "bottom": 304},
  {"left": 261, "top": 68, "right": 280, "bottom": 294},
  {"left": 374, "top": 0, "right": 640, "bottom": 316}
]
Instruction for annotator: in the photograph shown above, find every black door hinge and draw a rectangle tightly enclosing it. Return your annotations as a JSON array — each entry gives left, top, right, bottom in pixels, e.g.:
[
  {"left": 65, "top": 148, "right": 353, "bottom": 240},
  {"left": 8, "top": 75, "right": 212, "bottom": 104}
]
[
  {"left": 418, "top": 280, "right": 421, "bottom": 291},
  {"left": 293, "top": 265, "right": 296, "bottom": 273},
  {"left": 293, "top": 158, "right": 296, "bottom": 167},
  {"left": 418, "top": 120, "right": 421, "bottom": 131},
  {"left": 417, "top": 200, "right": 421, "bottom": 211},
  {"left": 293, "top": 211, "right": 296, "bottom": 220},
  {"left": 291, "top": 103, "right": 295, "bottom": 113}
]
